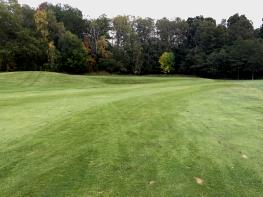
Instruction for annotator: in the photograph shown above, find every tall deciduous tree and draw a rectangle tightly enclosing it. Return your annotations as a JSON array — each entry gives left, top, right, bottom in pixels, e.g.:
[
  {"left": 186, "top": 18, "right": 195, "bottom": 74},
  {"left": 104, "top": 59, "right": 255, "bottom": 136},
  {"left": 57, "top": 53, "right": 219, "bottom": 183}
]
[
  {"left": 58, "top": 31, "right": 88, "bottom": 73},
  {"left": 229, "top": 39, "right": 263, "bottom": 80},
  {"left": 227, "top": 14, "right": 254, "bottom": 43},
  {"left": 34, "top": 9, "right": 49, "bottom": 41},
  {"left": 54, "top": 4, "right": 86, "bottom": 38},
  {"left": 87, "top": 14, "right": 111, "bottom": 56}
]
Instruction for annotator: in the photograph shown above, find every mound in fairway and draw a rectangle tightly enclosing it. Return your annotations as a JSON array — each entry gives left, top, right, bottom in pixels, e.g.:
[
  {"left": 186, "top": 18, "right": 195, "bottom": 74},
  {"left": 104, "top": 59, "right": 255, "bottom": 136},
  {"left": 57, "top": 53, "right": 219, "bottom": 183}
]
[{"left": 0, "top": 72, "right": 262, "bottom": 196}]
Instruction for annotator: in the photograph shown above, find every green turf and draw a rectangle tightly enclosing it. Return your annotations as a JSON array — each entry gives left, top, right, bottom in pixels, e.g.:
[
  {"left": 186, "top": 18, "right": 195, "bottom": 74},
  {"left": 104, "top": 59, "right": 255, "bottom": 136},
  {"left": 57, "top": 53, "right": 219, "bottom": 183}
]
[{"left": 0, "top": 71, "right": 262, "bottom": 196}]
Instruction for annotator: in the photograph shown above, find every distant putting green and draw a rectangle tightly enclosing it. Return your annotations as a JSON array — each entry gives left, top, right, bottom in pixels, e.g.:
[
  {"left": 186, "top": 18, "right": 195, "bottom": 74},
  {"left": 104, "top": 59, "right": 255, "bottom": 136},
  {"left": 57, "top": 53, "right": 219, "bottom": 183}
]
[{"left": 0, "top": 72, "right": 262, "bottom": 196}]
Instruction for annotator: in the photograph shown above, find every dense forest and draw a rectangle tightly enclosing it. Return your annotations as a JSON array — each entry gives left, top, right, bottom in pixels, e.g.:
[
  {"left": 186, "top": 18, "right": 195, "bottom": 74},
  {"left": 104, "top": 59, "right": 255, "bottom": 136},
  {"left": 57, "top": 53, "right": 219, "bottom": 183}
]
[{"left": 1, "top": 0, "right": 263, "bottom": 79}]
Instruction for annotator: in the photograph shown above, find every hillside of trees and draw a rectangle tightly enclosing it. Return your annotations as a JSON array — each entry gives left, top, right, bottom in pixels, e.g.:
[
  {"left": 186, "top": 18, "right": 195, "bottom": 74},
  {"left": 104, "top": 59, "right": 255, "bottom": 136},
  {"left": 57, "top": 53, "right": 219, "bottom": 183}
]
[{"left": 1, "top": 0, "right": 263, "bottom": 79}]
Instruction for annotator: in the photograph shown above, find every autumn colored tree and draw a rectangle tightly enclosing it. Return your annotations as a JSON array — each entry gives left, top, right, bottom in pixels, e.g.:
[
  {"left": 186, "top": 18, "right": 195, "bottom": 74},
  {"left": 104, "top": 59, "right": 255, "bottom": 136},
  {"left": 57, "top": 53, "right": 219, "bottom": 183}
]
[{"left": 159, "top": 52, "right": 175, "bottom": 73}]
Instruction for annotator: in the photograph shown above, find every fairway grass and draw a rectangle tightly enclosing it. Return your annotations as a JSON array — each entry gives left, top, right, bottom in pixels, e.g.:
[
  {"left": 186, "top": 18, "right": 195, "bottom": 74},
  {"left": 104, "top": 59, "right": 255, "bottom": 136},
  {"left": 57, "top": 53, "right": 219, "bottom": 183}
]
[{"left": 0, "top": 72, "right": 262, "bottom": 196}]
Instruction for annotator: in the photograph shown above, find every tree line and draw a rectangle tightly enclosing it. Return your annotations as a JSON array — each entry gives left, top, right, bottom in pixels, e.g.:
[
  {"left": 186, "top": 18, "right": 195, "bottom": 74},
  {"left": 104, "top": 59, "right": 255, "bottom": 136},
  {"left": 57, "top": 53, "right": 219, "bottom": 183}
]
[{"left": 1, "top": 0, "right": 263, "bottom": 79}]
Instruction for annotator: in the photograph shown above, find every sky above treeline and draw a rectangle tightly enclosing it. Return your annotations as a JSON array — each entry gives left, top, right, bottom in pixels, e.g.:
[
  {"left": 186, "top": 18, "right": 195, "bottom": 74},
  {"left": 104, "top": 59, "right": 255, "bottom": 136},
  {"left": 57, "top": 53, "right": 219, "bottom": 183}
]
[{"left": 19, "top": 0, "right": 263, "bottom": 28}]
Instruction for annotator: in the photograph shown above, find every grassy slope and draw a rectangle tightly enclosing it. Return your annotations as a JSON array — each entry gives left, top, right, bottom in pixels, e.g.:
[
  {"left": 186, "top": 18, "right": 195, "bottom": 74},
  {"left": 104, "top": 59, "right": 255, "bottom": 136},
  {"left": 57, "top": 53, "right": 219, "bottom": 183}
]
[{"left": 0, "top": 72, "right": 262, "bottom": 196}]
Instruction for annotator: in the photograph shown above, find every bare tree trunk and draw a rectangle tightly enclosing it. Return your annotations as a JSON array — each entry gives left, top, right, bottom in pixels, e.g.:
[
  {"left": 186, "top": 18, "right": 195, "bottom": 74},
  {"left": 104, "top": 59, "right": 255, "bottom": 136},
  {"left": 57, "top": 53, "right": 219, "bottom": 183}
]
[{"left": 237, "top": 66, "right": 240, "bottom": 80}]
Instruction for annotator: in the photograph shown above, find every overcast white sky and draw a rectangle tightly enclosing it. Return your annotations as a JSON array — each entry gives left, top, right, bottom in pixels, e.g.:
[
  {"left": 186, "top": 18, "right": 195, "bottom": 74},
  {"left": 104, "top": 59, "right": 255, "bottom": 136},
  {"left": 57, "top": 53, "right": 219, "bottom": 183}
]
[{"left": 18, "top": 0, "right": 263, "bottom": 28}]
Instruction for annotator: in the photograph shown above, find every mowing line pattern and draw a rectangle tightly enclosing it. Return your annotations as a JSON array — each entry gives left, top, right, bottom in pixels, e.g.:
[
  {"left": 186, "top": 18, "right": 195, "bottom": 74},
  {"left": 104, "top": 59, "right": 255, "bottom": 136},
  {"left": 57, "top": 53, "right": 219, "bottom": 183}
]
[{"left": 0, "top": 72, "right": 262, "bottom": 196}]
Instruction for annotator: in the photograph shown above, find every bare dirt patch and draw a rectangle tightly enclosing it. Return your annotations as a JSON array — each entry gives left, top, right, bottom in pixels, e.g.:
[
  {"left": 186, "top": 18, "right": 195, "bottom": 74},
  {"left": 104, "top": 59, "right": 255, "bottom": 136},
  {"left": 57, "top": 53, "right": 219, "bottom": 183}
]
[
  {"left": 242, "top": 154, "right": 248, "bottom": 159},
  {"left": 194, "top": 177, "right": 204, "bottom": 185}
]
